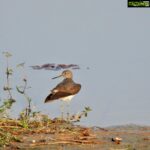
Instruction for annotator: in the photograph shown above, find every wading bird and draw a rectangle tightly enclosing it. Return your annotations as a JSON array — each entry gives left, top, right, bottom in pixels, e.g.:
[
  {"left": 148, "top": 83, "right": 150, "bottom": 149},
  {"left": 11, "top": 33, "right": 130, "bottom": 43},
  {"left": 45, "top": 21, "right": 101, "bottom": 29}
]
[{"left": 44, "top": 70, "right": 81, "bottom": 120}]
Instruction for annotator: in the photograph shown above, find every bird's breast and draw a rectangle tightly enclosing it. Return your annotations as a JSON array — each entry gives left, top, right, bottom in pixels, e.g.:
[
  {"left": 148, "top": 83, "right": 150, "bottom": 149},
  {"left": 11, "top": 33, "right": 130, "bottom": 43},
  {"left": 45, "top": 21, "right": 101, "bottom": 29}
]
[{"left": 61, "top": 95, "right": 74, "bottom": 101}]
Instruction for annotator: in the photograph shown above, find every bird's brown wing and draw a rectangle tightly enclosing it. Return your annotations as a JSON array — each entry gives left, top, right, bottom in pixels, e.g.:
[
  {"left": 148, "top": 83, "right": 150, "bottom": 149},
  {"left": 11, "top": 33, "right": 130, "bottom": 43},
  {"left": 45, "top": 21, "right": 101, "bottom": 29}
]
[
  {"left": 69, "top": 84, "right": 81, "bottom": 95},
  {"left": 52, "top": 80, "right": 81, "bottom": 94},
  {"left": 44, "top": 92, "right": 72, "bottom": 103},
  {"left": 44, "top": 79, "right": 81, "bottom": 103}
]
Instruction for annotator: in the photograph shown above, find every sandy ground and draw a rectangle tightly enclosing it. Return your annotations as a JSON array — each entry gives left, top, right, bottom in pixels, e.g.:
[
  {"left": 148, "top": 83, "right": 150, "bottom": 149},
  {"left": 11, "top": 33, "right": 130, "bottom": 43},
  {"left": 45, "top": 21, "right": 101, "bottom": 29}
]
[{"left": 1, "top": 119, "right": 149, "bottom": 150}]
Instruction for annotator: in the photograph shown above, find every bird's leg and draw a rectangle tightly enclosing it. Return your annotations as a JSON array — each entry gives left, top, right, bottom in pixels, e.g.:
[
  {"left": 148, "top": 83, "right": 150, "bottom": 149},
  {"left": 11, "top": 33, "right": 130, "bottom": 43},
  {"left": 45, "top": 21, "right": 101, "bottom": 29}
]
[
  {"left": 60, "top": 101, "right": 65, "bottom": 120},
  {"left": 66, "top": 100, "right": 70, "bottom": 122}
]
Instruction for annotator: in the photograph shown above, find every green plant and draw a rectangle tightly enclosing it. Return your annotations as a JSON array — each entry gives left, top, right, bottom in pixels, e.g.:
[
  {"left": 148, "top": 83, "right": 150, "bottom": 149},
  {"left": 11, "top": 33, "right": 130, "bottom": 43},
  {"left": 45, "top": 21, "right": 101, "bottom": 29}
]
[
  {"left": 70, "top": 106, "right": 92, "bottom": 122},
  {"left": 0, "top": 130, "right": 12, "bottom": 146},
  {"left": 16, "top": 79, "right": 32, "bottom": 118},
  {"left": 0, "top": 100, "right": 15, "bottom": 113},
  {"left": 16, "top": 63, "right": 33, "bottom": 127},
  {"left": 18, "top": 110, "right": 29, "bottom": 128},
  {"left": 0, "top": 128, "right": 21, "bottom": 147},
  {"left": 3, "top": 52, "right": 13, "bottom": 99},
  {"left": 0, "top": 52, "right": 16, "bottom": 116}
]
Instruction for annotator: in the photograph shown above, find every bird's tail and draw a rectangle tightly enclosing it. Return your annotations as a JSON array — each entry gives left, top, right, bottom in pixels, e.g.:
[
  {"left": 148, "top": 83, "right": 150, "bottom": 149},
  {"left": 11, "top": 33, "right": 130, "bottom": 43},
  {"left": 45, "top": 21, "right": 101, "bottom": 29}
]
[
  {"left": 44, "top": 93, "right": 54, "bottom": 103},
  {"left": 44, "top": 92, "right": 71, "bottom": 103}
]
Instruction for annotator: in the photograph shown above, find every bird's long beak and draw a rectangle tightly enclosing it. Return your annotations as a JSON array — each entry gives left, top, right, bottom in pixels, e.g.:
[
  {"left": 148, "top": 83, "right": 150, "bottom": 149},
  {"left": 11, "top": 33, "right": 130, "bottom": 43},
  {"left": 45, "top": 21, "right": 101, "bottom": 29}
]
[{"left": 52, "top": 74, "right": 62, "bottom": 79}]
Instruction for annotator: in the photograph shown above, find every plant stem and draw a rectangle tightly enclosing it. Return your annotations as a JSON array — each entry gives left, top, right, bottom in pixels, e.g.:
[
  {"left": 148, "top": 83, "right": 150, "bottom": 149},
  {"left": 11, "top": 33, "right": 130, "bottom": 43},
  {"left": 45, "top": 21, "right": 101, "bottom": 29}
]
[{"left": 6, "top": 57, "right": 12, "bottom": 100}]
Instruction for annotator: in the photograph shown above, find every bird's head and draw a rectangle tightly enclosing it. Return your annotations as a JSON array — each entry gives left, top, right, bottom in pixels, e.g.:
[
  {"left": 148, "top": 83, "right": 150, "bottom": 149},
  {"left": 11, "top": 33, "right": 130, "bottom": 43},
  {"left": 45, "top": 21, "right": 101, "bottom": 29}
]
[{"left": 52, "top": 70, "right": 73, "bottom": 79}]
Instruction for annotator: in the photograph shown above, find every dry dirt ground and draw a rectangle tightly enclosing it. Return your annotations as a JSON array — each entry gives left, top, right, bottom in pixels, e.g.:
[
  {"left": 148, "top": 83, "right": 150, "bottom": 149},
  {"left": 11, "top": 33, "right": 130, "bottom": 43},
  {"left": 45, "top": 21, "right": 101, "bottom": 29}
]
[{"left": 0, "top": 119, "right": 150, "bottom": 150}]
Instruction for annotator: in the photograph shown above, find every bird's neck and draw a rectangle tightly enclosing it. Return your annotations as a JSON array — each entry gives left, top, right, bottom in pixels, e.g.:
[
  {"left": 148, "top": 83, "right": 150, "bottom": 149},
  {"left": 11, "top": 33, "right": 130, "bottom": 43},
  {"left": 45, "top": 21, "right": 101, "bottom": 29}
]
[
  {"left": 63, "top": 78, "right": 73, "bottom": 82},
  {"left": 65, "top": 77, "right": 72, "bottom": 80}
]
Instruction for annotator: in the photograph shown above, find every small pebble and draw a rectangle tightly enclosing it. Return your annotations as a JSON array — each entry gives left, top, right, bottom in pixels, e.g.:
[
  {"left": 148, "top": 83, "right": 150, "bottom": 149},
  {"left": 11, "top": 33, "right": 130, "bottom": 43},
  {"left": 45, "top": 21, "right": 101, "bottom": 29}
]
[
  {"left": 111, "top": 137, "right": 122, "bottom": 144},
  {"left": 32, "top": 140, "right": 36, "bottom": 143}
]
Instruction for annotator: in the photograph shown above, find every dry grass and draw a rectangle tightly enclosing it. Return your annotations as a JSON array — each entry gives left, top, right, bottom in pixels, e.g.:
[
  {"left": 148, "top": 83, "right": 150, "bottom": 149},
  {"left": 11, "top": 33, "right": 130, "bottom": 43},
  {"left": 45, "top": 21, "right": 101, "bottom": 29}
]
[{"left": 0, "top": 119, "right": 150, "bottom": 149}]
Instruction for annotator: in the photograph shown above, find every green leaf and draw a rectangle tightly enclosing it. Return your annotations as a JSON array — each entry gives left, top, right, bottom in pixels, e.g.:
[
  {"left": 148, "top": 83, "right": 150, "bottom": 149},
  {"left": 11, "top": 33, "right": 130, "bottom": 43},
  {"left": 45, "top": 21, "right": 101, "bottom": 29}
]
[
  {"left": 3, "top": 86, "right": 12, "bottom": 91},
  {"left": 2, "top": 51, "right": 12, "bottom": 57},
  {"left": 12, "top": 136, "right": 22, "bottom": 142},
  {"left": 0, "top": 99, "right": 15, "bottom": 113},
  {"left": 85, "top": 106, "right": 92, "bottom": 112},
  {"left": 16, "top": 62, "right": 25, "bottom": 68},
  {"left": 84, "top": 112, "right": 88, "bottom": 117},
  {"left": 6, "top": 68, "right": 13, "bottom": 75}
]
